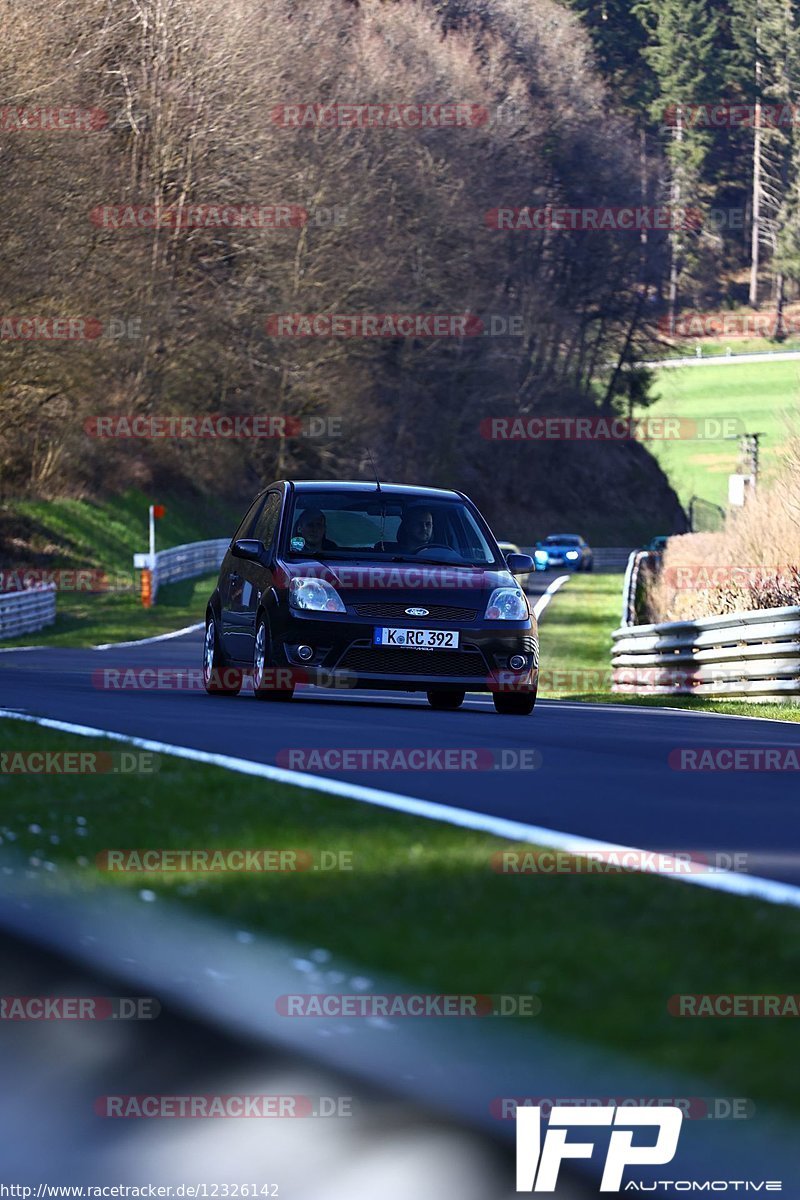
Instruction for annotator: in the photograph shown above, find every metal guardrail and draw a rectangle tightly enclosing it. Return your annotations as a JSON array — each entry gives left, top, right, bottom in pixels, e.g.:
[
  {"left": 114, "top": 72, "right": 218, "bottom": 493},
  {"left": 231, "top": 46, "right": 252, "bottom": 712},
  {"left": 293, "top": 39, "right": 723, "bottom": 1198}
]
[
  {"left": 134, "top": 538, "right": 229, "bottom": 602},
  {"left": 0, "top": 585, "right": 57, "bottom": 640},
  {"left": 611, "top": 603, "right": 800, "bottom": 699},
  {"left": 593, "top": 546, "right": 635, "bottom": 572}
]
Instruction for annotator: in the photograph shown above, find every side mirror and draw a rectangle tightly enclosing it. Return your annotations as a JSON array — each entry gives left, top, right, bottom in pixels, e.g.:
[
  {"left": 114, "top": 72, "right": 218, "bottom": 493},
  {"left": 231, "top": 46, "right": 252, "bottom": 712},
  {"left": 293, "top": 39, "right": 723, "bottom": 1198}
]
[
  {"left": 506, "top": 553, "right": 534, "bottom": 575},
  {"left": 231, "top": 538, "right": 266, "bottom": 563}
]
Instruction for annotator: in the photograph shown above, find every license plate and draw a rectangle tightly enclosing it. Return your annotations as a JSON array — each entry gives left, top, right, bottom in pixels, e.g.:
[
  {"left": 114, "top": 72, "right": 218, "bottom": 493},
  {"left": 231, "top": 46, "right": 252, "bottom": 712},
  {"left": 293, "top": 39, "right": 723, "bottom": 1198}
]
[{"left": 373, "top": 627, "right": 459, "bottom": 650}]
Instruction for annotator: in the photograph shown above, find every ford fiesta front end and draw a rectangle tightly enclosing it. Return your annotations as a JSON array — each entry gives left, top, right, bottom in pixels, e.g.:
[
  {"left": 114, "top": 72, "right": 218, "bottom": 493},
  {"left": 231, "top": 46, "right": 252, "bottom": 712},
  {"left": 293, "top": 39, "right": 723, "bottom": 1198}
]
[{"left": 204, "top": 481, "right": 538, "bottom": 714}]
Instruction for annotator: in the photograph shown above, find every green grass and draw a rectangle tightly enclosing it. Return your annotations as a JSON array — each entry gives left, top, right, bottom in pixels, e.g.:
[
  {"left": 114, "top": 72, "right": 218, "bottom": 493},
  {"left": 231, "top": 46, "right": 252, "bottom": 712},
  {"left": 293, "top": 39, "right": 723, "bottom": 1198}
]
[
  {"left": 0, "top": 573, "right": 216, "bottom": 648},
  {"left": 537, "top": 573, "right": 800, "bottom": 721},
  {"left": 4, "top": 489, "right": 240, "bottom": 577},
  {"left": 565, "top": 693, "right": 800, "bottom": 722},
  {"left": 1, "top": 717, "right": 799, "bottom": 1114},
  {"left": 1, "top": 489, "right": 241, "bottom": 647},
  {"left": 536, "top": 573, "right": 623, "bottom": 697},
  {"left": 638, "top": 359, "right": 800, "bottom": 510}
]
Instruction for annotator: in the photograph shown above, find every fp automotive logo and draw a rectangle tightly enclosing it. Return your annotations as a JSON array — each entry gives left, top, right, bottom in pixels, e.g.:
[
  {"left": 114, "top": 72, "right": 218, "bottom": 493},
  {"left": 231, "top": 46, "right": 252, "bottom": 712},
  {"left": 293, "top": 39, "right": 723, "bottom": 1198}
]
[{"left": 515, "top": 1105, "right": 683, "bottom": 1192}]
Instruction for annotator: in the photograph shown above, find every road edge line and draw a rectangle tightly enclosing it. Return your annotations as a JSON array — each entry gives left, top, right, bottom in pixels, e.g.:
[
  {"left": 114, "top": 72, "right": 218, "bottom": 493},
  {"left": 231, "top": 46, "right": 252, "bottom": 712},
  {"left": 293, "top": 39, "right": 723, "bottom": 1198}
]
[{"left": 1, "top": 707, "right": 799, "bottom": 911}]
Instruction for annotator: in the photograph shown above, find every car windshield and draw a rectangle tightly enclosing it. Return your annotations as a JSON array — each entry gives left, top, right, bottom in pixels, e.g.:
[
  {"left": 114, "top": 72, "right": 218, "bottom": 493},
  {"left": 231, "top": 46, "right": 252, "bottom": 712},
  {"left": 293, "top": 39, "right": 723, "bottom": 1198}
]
[
  {"left": 285, "top": 491, "right": 499, "bottom": 566},
  {"left": 544, "top": 536, "right": 581, "bottom": 545}
]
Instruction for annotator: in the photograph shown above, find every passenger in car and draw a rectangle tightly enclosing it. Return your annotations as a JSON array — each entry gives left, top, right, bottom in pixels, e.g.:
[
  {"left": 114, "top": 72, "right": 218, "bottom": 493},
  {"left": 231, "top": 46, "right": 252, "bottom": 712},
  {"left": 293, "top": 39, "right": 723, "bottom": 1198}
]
[{"left": 294, "top": 508, "right": 338, "bottom": 552}]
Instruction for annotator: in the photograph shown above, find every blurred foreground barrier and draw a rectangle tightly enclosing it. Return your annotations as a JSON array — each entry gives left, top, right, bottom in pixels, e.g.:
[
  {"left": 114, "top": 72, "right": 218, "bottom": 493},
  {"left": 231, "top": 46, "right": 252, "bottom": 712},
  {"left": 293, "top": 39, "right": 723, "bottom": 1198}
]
[
  {"left": 0, "top": 584, "right": 56, "bottom": 639},
  {"left": 133, "top": 538, "right": 228, "bottom": 603},
  {"left": 611, "top": 604, "right": 800, "bottom": 700}
]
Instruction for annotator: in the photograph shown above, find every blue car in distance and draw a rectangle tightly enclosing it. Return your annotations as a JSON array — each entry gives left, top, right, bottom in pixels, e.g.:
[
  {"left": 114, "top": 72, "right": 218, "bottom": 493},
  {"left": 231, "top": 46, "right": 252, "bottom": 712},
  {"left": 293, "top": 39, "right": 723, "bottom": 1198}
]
[{"left": 533, "top": 534, "right": 593, "bottom": 572}]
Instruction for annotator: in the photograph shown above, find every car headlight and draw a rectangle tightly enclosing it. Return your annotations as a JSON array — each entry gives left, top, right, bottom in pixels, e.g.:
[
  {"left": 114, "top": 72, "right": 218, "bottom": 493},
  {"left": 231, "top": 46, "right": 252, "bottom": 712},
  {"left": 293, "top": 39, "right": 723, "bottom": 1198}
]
[
  {"left": 289, "top": 578, "right": 346, "bottom": 612},
  {"left": 485, "top": 587, "right": 529, "bottom": 620},
  {"left": 565, "top": 550, "right": 579, "bottom": 560},
  {"left": 534, "top": 549, "right": 548, "bottom": 562}
]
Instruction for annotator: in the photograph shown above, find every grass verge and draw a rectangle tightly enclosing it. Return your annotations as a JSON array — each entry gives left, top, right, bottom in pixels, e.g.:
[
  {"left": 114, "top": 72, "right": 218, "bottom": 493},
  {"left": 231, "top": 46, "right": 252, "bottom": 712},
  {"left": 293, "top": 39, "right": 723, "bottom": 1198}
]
[
  {"left": 0, "top": 574, "right": 216, "bottom": 649},
  {"left": 1, "top": 717, "right": 798, "bottom": 1115}
]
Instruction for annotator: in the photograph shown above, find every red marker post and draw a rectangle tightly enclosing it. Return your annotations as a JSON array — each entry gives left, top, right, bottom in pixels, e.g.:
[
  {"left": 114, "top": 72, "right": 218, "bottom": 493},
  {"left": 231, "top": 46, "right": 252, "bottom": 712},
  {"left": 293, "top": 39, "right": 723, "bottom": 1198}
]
[{"left": 141, "top": 503, "right": 165, "bottom": 607}]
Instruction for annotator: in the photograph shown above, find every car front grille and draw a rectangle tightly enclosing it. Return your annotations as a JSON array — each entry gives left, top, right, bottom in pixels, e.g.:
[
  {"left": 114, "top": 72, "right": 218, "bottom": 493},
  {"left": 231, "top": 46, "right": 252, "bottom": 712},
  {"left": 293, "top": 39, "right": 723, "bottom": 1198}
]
[
  {"left": 352, "top": 603, "right": 478, "bottom": 621},
  {"left": 338, "top": 645, "right": 485, "bottom": 678}
]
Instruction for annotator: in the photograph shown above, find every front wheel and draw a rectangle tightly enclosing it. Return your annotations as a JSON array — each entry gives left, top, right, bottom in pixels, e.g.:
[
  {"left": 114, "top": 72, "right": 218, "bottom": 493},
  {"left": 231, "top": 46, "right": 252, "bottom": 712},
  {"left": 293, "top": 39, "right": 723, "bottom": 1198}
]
[
  {"left": 253, "top": 618, "right": 295, "bottom": 702},
  {"left": 427, "top": 689, "right": 466, "bottom": 711},
  {"left": 203, "top": 615, "right": 242, "bottom": 696},
  {"left": 493, "top": 690, "right": 536, "bottom": 715}
]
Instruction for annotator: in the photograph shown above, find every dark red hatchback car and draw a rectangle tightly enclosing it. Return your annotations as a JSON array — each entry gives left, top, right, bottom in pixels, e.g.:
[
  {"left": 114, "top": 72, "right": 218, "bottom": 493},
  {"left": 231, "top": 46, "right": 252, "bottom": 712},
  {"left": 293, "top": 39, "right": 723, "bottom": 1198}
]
[{"left": 203, "top": 481, "right": 538, "bottom": 713}]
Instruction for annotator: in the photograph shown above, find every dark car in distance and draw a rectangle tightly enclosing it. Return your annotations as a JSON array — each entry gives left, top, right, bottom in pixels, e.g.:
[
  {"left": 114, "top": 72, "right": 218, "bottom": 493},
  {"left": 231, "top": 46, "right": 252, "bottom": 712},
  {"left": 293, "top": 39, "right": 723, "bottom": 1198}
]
[{"left": 203, "top": 481, "right": 538, "bottom": 714}]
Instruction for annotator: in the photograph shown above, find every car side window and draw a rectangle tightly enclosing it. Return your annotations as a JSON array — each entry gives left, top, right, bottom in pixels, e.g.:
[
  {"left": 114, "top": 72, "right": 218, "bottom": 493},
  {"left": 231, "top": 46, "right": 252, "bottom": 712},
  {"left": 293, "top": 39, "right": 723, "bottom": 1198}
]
[
  {"left": 252, "top": 491, "right": 282, "bottom": 550},
  {"left": 232, "top": 495, "right": 266, "bottom": 542}
]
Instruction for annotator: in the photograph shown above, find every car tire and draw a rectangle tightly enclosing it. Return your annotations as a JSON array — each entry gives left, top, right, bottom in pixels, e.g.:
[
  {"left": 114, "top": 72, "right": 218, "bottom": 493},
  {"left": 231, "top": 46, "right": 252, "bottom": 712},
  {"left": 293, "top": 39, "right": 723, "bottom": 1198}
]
[
  {"left": 203, "top": 614, "right": 242, "bottom": 696},
  {"left": 493, "top": 690, "right": 536, "bottom": 715},
  {"left": 427, "top": 689, "right": 466, "bottom": 711},
  {"left": 253, "top": 617, "right": 295, "bottom": 702}
]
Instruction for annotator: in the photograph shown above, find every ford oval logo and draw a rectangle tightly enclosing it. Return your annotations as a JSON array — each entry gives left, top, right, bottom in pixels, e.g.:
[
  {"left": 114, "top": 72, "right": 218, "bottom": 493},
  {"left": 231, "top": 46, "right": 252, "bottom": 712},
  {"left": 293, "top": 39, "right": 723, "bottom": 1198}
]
[{"left": 405, "top": 607, "right": 429, "bottom": 617}]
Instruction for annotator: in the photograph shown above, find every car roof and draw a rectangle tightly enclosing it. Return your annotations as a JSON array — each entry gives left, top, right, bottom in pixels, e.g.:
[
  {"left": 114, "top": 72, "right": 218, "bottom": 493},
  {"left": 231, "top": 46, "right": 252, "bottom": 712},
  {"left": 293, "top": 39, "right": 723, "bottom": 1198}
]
[
  {"left": 285, "top": 480, "right": 463, "bottom": 499},
  {"left": 546, "top": 533, "right": 584, "bottom": 539}
]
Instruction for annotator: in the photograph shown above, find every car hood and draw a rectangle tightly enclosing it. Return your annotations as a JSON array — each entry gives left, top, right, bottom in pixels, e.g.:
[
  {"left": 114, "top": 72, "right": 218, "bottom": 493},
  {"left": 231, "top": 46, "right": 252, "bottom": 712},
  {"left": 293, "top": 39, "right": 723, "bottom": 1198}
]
[{"left": 280, "top": 557, "right": 519, "bottom": 606}]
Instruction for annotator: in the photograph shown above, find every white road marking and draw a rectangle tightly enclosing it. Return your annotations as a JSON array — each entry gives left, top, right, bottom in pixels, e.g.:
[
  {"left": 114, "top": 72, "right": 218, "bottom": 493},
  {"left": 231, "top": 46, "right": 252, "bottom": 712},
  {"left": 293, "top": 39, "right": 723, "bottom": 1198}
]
[
  {"left": 1, "top": 706, "right": 799, "bottom": 911},
  {"left": 532, "top": 574, "right": 571, "bottom": 620},
  {"left": 92, "top": 622, "right": 204, "bottom": 650}
]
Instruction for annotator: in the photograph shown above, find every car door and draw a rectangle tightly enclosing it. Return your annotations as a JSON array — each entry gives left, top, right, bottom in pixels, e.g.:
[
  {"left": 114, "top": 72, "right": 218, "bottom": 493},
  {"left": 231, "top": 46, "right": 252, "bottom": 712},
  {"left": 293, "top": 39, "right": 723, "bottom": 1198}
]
[
  {"left": 219, "top": 492, "right": 267, "bottom": 659},
  {"left": 224, "top": 490, "right": 283, "bottom": 663}
]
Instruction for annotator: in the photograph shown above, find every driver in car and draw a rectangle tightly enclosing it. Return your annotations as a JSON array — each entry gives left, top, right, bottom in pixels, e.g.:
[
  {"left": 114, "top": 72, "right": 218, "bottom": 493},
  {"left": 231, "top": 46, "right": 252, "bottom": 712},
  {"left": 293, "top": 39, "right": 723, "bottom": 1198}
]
[
  {"left": 294, "top": 508, "right": 338, "bottom": 552},
  {"left": 397, "top": 507, "right": 435, "bottom": 552}
]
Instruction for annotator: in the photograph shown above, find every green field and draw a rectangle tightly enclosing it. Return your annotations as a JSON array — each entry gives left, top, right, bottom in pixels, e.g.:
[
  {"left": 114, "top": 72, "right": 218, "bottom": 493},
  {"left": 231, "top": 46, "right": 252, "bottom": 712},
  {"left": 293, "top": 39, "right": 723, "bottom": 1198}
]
[
  {"left": 4, "top": 489, "right": 240, "bottom": 578},
  {"left": 1, "top": 716, "right": 798, "bottom": 1115},
  {"left": 1, "top": 489, "right": 240, "bottom": 647},
  {"left": 639, "top": 358, "right": 800, "bottom": 510}
]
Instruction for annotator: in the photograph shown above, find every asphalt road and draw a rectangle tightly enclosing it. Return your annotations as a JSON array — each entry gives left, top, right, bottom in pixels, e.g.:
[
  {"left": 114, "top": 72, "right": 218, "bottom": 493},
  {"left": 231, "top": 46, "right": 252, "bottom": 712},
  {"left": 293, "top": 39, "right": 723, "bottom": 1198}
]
[{"left": 2, "top": 622, "right": 800, "bottom": 885}]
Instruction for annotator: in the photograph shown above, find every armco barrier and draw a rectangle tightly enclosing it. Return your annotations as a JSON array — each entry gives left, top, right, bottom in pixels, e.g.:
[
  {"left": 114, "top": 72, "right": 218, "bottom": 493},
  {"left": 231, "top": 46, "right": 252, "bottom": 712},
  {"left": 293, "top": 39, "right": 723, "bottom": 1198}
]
[
  {"left": 611, "top": 604, "right": 800, "bottom": 700},
  {"left": 133, "top": 538, "right": 229, "bottom": 603},
  {"left": 0, "top": 584, "right": 57, "bottom": 639}
]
